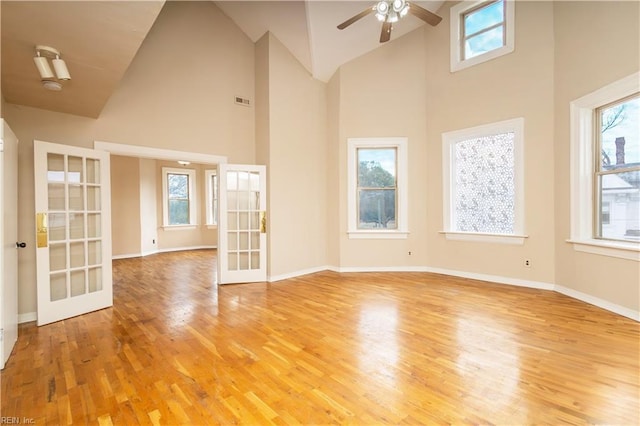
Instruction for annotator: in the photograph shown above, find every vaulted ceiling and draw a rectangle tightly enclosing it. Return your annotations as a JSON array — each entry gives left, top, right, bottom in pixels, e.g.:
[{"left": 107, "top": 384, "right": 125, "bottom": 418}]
[{"left": 1, "top": 1, "right": 444, "bottom": 118}]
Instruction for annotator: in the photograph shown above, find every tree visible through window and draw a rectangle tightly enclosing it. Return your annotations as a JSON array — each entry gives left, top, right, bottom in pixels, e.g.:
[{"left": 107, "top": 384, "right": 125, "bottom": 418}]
[{"left": 357, "top": 148, "right": 397, "bottom": 229}]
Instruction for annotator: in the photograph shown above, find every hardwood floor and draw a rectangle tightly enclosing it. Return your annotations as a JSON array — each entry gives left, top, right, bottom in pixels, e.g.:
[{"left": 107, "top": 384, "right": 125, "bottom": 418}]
[{"left": 2, "top": 250, "right": 639, "bottom": 425}]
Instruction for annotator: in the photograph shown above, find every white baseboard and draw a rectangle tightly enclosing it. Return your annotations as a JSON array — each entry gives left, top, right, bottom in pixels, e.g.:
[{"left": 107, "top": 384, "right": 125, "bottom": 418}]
[
  {"left": 269, "top": 266, "right": 332, "bottom": 282},
  {"left": 421, "top": 266, "right": 556, "bottom": 291},
  {"left": 112, "top": 253, "right": 142, "bottom": 260},
  {"left": 156, "top": 245, "right": 216, "bottom": 254},
  {"left": 18, "top": 312, "right": 37, "bottom": 324},
  {"left": 113, "top": 246, "right": 217, "bottom": 260},
  {"left": 555, "top": 285, "right": 640, "bottom": 321}
]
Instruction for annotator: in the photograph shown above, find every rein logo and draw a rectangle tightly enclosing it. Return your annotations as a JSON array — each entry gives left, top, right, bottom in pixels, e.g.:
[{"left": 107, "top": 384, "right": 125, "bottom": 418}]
[{"left": 0, "top": 418, "right": 35, "bottom": 424}]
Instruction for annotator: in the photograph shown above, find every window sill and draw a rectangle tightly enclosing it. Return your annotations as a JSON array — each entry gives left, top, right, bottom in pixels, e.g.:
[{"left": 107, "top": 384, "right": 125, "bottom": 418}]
[
  {"left": 567, "top": 239, "right": 640, "bottom": 261},
  {"left": 348, "top": 231, "right": 409, "bottom": 240},
  {"left": 162, "top": 225, "right": 197, "bottom": 231},
  {"left": 206, "top": 225, "right": 218, "bottom": 230},
  {"left": 440, "top": 231, "right": 528, "bottom": 245}
]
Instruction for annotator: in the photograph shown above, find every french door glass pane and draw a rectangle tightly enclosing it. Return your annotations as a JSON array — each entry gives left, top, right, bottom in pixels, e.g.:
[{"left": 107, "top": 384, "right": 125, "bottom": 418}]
[
  {"left": 88, "top": 267, "right": 102, "bottom": 293},
  {"left": 69, "top": 185, "right": 84, "bottom": 210},
  {"left": 86, "top": 159, "right": 100, "bottom": 184},
  {"left": 49, "top": 213, "right": 66, "bottom": 241},
  {"left": 70, "top": 242, "right": 85, "bottom": 268},
  {"left": 48, "top": 184, "right": 65, "bottom": 210},
  {"left": 47, "top": 154, "right": 65, "bottom": 182},
  {"left": 70, "top": 270, "right": 86, "bottom": 297},
  {"left": 70, "top": 213, "right": 85, "bottom": 239},
  {"left": 50, "top": 273, "right": 67, "bottom": 301},
  {"left": 68, "top": 156, "right": 83, "bottom": 183},
  {"left": 49, "top": 244, "right": 66, "bottom": 271}
]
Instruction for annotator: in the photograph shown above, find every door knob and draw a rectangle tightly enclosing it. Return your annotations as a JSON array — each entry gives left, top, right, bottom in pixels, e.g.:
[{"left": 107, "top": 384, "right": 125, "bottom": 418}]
[{"left": 16, "top": 242, "right": 26, "bottom": 248}]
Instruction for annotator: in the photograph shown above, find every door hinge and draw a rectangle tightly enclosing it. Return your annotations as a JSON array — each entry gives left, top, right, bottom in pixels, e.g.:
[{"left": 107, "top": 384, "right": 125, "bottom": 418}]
[{"left": 0, "top": 328, "right": 4, "bottom": 342}]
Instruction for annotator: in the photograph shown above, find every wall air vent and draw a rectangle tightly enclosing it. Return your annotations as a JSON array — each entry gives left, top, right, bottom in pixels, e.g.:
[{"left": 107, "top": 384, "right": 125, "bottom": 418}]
[{"left": 234, "top": 96, "right": 251, "bottom": 107}]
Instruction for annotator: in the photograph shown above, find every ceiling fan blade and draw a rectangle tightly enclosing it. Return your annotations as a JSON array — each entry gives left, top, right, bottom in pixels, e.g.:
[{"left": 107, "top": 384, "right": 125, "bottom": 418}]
[
  {"left": 407, "top": 2, "right": 442, "bottom": 26},
  {"left": 380, "top": 21, "right": 392, "bottom": 43},
  {"left": 337, "top": 6, "right": 375, "bottom": 30}
]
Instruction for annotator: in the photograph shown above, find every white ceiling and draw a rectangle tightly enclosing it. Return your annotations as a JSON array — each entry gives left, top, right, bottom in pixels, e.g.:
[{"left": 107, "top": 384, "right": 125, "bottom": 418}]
[
  {"left": 0, "top": 1, "right": 444, "bottom": 118},
  {"left": 216, "top": 0, "right": 445, "bottom": 82}
]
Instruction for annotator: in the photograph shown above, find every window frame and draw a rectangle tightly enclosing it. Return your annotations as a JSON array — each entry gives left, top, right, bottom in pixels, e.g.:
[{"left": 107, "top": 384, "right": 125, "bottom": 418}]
[
  {"left": 347, "top": 137, "right": 408, "bottom": 239},
  {"left": 450, "top": 0, "right": 515, "bottom": 73},
  {"left": 568, "top": 72, "right": 639, "bottom": 261},
  {"left": 205, "top": 169, "right": 218, "bottom": 228},
  {"left": 162, "top": 167, "right": 197, "bottom": 229},
  {"left": 441, "top": 117, "right": 526, "bottom": 244}
]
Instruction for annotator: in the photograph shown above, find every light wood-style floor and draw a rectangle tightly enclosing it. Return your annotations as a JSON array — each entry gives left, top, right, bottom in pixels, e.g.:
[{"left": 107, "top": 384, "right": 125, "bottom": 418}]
[{"left": 2, "top": 250, "right": 639, "bottom": 425}]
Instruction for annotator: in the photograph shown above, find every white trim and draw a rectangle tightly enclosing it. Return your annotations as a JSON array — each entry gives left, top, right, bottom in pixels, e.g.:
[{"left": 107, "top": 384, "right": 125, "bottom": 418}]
[
  {"left": 18, "top": 312, "right": 37, "bottom": 324},
  {"left": 555, "top": 285, "right": 639, "bottom": 322},
  {"left": 269, "top": 266, "right": 330, "bottom": 282},
  {"left": 569, "top": 72, "right": 640, "bottom": 260},
  {"left": 94, "top": 141, "right": 227, "bottom": 164},
  {"left": 162, "top": 225, "right": 197, "bottom": 231},
  {"left": 440, "top": 231, "right": 527, "bottom": 245},
  {"left": 567, "top": 239, "right": 640, "bottom": 261},
  {"left": 205, "top": 169, "right": 218, "bottom": 226},
  {"left": 112, "top": 253, "right": 142, "bottom": 260},
  {"left": 347, "top": 231, "right": 409, "bottom": 240},
  {"left": 347, "top": 137, "right": 409, "bottom": 238},
  {"left": 162, "top": 167, "right": 197, "bottom": 227},
  {"left": 442, "top": 117, "right": 525, "bottom": 238},
  {"left": 157, "top": 245, "right": 216, "bottom": 254},
  {"left": 450, "top": 0, "right": 515, "bottom": 72}
]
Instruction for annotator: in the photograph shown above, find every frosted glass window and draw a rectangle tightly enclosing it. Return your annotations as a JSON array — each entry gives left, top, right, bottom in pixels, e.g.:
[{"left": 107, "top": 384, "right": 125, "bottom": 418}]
[
  {"left": 442, "top": 117, "right": 524, "bottom": 242},
  {"left": 454, "top": 132, "right": 515, "bottom": 234}
]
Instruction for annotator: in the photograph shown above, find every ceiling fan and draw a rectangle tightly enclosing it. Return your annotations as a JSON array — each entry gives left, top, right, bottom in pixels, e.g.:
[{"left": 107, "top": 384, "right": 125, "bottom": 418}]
[{"left": 337, "top": 0, "right": 442, "bottom": 43}]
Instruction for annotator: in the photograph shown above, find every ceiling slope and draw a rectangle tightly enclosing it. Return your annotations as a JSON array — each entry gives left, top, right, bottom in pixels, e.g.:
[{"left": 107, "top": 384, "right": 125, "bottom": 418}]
[{"left": 1, "top": 1, "right": 165, "bottom": 118}]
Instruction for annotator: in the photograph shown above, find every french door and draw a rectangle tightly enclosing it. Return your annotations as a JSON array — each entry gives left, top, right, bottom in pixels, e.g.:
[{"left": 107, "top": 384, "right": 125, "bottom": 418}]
[
  {"left": 218, "top": 164, "right": 267, "bottom": 284},
  {"left": 34, "top": 141, "right": 112, "bottom": 326}
]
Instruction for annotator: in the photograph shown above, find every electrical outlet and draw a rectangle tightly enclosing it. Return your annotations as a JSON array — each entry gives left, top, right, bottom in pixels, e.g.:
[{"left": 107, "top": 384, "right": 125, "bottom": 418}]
[
  {"left": 524, "top": 259, "right": 531, "bottom": 267},
  {"left": 408, "top": 251, "right": 412, "bottom": 256},
  {"left": 153, "top": 239, "right": 156, "bottom": 244}
]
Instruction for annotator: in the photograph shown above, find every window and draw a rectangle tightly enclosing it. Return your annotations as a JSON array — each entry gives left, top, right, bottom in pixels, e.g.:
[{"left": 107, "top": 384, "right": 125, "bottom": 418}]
[
  {"left": 347, "top": 138, "right": 408, "bottom": 239},
  {"left": 205, "top": 169, "right": 218, "bottom": 226},
  {"left": 442, "top": 118, "right": 525, "bottom": 244},
  {"left": 595, "top": 95, "right": 640, "bottom": 242},
  {"left": 162, "top": 167, "right": 196, "bottom": 227},
  {"left": 569, "top": 72, "right": 639, "bottom": 261},
  {"left": 450, "top": 0, "right": 515, "bottom": 72}
]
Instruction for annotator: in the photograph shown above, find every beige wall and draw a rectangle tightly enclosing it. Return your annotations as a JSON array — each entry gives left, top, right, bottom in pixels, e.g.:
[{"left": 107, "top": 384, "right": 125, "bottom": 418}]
[
  {"left": 421, "top": 1, "right": 556, "bottom": 283},
  {"left": 256, "top": 33, "right": 329, "bottom": 278},
  {"left": 553, "top": 1, "right": 640, "bottom": 311},
  {"left": 337, "top": 28, "right": 430, "bottom": 268},
  {"left": 111, "top": 155, "right": 142, "bottom": 257},
  {"left": 5, "top": 1, "right": 254, "bottom": 316},
  {"left": 139, "top": 158, "right": 158, "bottom": 255}
]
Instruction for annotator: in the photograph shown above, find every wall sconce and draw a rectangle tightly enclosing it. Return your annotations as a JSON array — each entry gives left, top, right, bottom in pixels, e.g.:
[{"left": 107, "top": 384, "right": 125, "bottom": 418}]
[{"left": 33, "top": 45, "right": 71, "bottom": 91}]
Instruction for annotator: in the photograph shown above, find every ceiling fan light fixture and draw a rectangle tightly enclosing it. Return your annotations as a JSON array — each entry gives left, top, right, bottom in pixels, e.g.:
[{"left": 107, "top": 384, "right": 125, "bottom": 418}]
[
  {"left": 392, "top": 0, "right": 405, "bottom": 13},
  {"left": 42, "top": 80, "right": 62, "bottom": 91},
  {"left": 376, "top": 1, "right": 389, "bottom": 16},
  {"left": 388, "top": 11, "right": 399, "bottom": 23},
  {"left": 33, "top": 45, "right": 71, "bottom": 88},
  {"left": 33, "top": 54, "right": 54, "bottom": 79},
  {"left": 400, "top": 3, "right": 410, "bottom": 17},
  {"left": 52, "top": 56, "right": 71, "bottom": 80}
]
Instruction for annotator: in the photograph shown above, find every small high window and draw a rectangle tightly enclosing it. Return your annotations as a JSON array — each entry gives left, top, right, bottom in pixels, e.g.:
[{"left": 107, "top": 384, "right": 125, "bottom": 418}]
[{"left": 450, "top": 0, "right": 514, "bottom": 72}]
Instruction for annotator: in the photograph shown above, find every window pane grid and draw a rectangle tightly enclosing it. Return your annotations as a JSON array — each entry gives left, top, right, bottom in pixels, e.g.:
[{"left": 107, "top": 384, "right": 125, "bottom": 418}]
[
  {"left": 356, "top": 148, "right": 398, "bottom": 229},
  {"left": 594, "top": 94, "right": 640, "bottom": 242},
  {"left": 461, "top": 0, "right": 506, "bottom": 60}
]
